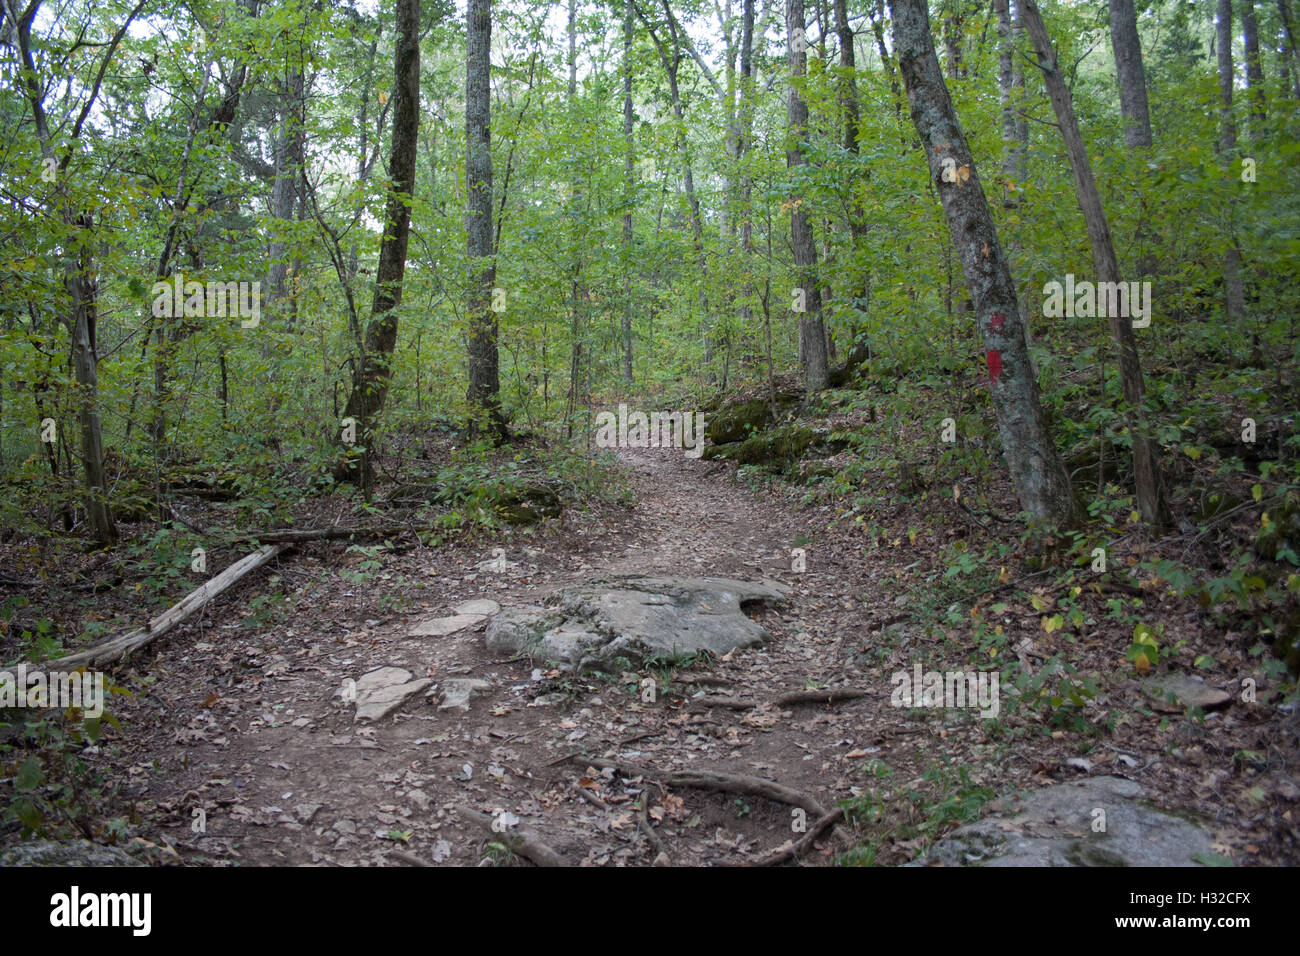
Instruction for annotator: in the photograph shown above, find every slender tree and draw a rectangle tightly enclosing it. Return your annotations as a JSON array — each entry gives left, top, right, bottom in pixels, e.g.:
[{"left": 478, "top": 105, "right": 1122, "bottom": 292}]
[
  {"left": 339, "top": 0, "right": 421, "bottom": 480},
  {"left": 1021, "top": 0, "right": 1165, "bottom": 528},
  {"left": 786, "top": 0, "right": 830, "bottom": 391},
  {"left": 887, "top": 0, "right": 1074, "bottom": 524},
  {"left": 466, "top": 0, "right": 506, "bottom": 438}
]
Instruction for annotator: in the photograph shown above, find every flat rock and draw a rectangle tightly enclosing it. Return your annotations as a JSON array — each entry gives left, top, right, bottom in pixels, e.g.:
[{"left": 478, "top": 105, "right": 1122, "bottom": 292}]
[
  {"left": 354, "top": 667, "right": 431, "bottom": 721},
  {"left": 437, "top": 678, "right": 492, "bottom": 711},
  {"left": 485, "top": 575, "right": 791, "bottom": 671},
  {"left": 912, "top": 777, "right": 1213, "bottom": 867},
  {"left": 409, "top": 600, "right": 500, "bottom": 637},
  {"left": 455, "top": 599, "right": 501, "bottom": 617},
  {"left": 0, "top": 839, "right": 146, "bottom": 867},
  {"left": 1143, "top": 673, "right": 1232, "bottom": 711}
]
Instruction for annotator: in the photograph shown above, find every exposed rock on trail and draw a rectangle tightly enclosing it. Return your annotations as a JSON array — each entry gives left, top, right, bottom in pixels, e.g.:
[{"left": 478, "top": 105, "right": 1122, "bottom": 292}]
[
  {"left": 912, "top": 777, "right": 1214, "bottom": 867},
  {"left": 485, "top": 575, "right": 791, "bottom": 671}
]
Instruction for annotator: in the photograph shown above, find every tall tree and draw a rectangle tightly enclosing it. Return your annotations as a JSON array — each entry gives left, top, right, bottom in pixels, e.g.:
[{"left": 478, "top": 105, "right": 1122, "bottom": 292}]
[
  {"left": 339, "top": 0, "right": 420, "bottom": 480},
  {"left": 466, "top": 0, "right": 505, "bottom": 438},
  {"left": 1108, "top": 0, "right": 1154, "bottom": 149},
  {"left": 887, "top": 0, "right": 1075, "bottom": 525},
  {"left": 5, "top": 0, "right": 149, "bottom": 544},
  {"left": 1020, "top": 0, "right": 1165, "bottom": 528},
  {"left": 1216, "top": 0, "right": 1249, "bottom": 325},
  {"left": 834, "top": 0, "right": 872, "bottom": 364},
  {"left": 621, "top": 0, "right": 635, "bottom": 383},
  {"left": 1241, "top": 0, "right": 1267, "bottom": 133},
  {"left": 786, "top": 0, "right": 829, "bottom": 392}
]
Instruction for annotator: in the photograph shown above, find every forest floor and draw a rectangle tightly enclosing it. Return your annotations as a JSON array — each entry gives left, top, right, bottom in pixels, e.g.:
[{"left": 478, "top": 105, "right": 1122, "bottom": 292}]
[{"left": 55, "top": 441, "right": 1298, "bottom": 867}]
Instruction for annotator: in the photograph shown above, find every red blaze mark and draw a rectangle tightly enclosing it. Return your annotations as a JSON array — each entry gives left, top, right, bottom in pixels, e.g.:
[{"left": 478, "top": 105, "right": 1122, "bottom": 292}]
[
  {"left": 986, "top": 349, "right": 1003, "bottom": 382},
  {"left": 990, "top": 311, "right": 1006, "bottom": 330}
]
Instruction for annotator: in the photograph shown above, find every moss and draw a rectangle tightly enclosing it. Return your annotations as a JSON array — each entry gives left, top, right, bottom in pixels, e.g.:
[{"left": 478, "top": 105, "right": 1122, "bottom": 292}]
[{"left": 705, "top": 425, "right": 815, "bottom": 467}]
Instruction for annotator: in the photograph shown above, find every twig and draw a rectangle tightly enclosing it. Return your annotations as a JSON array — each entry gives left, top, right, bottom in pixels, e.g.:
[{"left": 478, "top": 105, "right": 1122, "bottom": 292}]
[
  {"left": 637, "top": 801, "right": 669, "bottom": 865},
  {"left": 388, "top": 848, "right": 433, "bottom": 867}
]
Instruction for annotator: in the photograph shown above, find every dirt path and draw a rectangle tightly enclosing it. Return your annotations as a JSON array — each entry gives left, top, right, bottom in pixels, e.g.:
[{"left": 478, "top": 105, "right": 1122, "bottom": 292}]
[{"left": 99, "top": 447, "right": 1290, "bottom": 866}]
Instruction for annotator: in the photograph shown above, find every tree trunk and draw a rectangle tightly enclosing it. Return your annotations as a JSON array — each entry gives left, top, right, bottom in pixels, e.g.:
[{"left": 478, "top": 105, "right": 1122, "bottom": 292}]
[
  {"left": 621, "top": 0, "right": 636, "bottom": 383},
  {"left": 787, "top": 0, "right": 829, "bottom": 392},
  {"left": 466, "top": 0, "right": 506, "bottom": 439},
  {"left": 888, "top": 0, "right": 1075, "bottom": 525},
  {"left": 1216, "top": 0, "right": 1249, "bottom": 325},
  {"left": 339, "top": 0, "right": 421, "bottom": 481},
  {"left": 1107, "top": 0, "right": 1158, "bottom": 280},
  {"left": 1241, "top": 0, "right": 1267, "bottom": 134},
  {"left": 835, "top": 0, "right": 872, "bottom": 351},
  {"left": 1021, "top": 0, "right": 1164, "bottom": 528},
  {"left": 1280, "top": 0, "right": 1300, "bottom": 93},
  {"left": 1108, "top": 0, "right": 1154, "bottom": 149}
]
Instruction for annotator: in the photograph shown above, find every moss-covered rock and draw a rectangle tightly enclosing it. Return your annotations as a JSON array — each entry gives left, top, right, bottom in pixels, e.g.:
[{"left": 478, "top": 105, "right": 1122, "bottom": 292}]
[
  {"left": 495, "top": 484, "right": 562, "bottom": 524},
  {"left": 706, "top": 398, "right": 772, "bottom": 445},
  {"left": 704, "top": 425, "right": 815, "bottom": 466}
]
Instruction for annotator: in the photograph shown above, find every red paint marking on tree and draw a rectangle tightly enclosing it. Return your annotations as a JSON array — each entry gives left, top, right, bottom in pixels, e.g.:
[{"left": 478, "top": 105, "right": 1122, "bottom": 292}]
[
  {"left": 986, "top": 349, "right": 1003, "bottom": 382},
  {"left": 990, "top": 311, "right": 1006, "bottom": 330}
]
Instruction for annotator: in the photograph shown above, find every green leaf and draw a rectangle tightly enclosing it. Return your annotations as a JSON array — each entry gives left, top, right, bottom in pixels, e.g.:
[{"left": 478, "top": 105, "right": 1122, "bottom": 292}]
[{"left": 15, "top": 756, "right": 43, "bottom": 793}]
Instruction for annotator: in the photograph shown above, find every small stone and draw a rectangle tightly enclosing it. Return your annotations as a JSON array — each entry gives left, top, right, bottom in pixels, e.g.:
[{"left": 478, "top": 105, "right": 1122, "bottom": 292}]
[
  {"left": 294, "top": 803, "right": 323, "bottom": 824},
  {"left": 439, "top": 678, "right": 493, "bottom": 711},
  {"left": 1143, "top": 674, "right": 1232, "bottom": 711}
]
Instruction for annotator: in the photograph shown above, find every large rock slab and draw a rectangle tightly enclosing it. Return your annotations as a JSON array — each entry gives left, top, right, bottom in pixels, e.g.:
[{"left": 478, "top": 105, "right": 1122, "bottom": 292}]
[
  {"left": 410, "top": 599, "right": 501, "bottom": 637},
  {"left": 912, "top": 777, "right": 1214, "bottom": 867},
  {"left": 485, "top": 575, "right": 791, "bottom": 671}
]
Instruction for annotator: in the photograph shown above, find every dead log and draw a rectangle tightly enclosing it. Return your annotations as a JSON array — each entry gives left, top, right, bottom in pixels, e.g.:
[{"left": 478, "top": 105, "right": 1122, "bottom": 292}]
[
  {"left": 690, "top": 688, "right": 870, "bottom": 710},
  {"left": 244, "top": 524, "right": 416, "bottom": 544},
  {"left": 47, "top": 544, "right": 289, "bottom": 669}
]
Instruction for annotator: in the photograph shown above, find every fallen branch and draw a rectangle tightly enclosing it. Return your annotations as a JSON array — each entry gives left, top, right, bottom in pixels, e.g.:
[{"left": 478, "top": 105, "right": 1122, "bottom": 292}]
[
  {"left": 47, "top": 544, "right": 289, "bottom": 669},
  {"left": 456, "top": 806, "right": 566, "bottom": 867},
  {"left": 243, "top": 524, "right": 416, "bottom": 544},
  {"left": 690, "top": 688, "right": 871, "bottom": 711}
]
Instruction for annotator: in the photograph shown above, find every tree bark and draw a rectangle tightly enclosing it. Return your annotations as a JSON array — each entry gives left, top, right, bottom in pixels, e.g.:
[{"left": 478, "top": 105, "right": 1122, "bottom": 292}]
[
  {"left": 466, "top": 0, "right": 506, "bottom": 438},
  {"left": 1216, "top": 0, "right": 1248, "bottom": 326},
  {"left": 835, "top": 0, "right": 872, "bottom": 359},
  {"left": 786, "top": 0, "right": 829, "bottom": 392},
  {"left": 1108, "top": 0, "right": 1154, "bottom": 149},
  {"left": 1241, "top": 0, "right": 1266, "bottom": 134},
  {"left": 621, "top": 0, "right": 636, "bottom": 383},
  {"left": 1021, "top": 0, "right": 1165, "bottom": 528},
  {"left": 339, "top": 0, "right": 421, "bottom": 481},
  {"left": 888, "top": 0, "right": 1075, "bottom": 525}
]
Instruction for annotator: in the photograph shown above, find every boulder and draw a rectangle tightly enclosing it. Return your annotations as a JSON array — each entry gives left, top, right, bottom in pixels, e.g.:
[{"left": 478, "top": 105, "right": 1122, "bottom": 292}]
[
  {"left": 912, "top": 777, "right": 1214, "bottom": 867},
  {"left": 485, "top": 575, "right": 791, "bottom": 671}
]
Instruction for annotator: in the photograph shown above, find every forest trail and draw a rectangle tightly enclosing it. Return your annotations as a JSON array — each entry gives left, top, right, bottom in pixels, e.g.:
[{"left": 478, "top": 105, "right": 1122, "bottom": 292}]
[
  {"left": 97, "top": 446, "right": 1284, "bottom": 867},
  {"left": 103, "top": 446, "right": 939, "bottom": 866}
]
